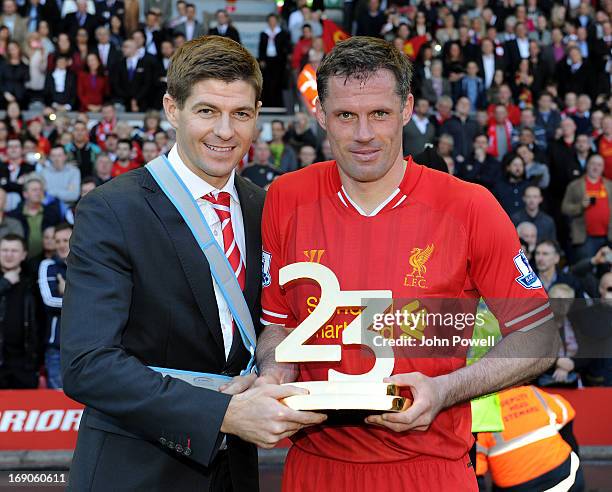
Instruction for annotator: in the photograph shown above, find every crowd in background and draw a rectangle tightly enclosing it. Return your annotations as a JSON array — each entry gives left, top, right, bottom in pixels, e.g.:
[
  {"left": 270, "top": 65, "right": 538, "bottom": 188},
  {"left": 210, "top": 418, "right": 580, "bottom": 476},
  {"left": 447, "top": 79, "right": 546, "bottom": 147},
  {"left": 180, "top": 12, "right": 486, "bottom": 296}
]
[{"left": 0, "top": 0, "right": 610, "bottom": 392}]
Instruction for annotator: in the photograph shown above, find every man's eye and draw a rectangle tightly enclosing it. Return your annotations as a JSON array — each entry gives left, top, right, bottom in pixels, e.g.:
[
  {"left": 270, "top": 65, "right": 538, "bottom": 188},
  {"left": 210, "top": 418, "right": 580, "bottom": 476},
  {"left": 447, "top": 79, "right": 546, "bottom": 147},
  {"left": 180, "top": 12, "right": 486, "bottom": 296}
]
[
  {"left": 373, "top": 111, "right": 388, "bottom": 118},
  {"left": 235, "top": 112, "right": 250, "bottom": 119},
  {"left": 338, "top": 112, "right": 353, "bottom": 120},
  {"left": 199, "top": 108, "right": 213, "bottom": 115}
]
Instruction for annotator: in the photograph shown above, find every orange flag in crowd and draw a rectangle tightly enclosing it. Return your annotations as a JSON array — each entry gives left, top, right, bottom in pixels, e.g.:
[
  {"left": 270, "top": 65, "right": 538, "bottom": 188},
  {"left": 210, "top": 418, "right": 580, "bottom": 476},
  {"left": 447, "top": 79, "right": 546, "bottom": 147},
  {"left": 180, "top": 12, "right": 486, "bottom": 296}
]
[
  {"left": 297, "top": 63, "right": 318, "bottom": 115},
  {"left": 403, "top": 35, "right": 428, "bottom": 60},
  {"left": 321, "top": 19, "right": 350, "bottom": 53}
]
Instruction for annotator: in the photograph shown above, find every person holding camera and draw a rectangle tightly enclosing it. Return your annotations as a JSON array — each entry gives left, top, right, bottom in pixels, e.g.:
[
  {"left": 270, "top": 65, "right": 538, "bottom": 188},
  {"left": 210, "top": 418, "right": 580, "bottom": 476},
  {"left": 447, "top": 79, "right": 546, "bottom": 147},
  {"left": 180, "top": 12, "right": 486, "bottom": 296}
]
[{"left": 562, "top": 154, "right": 612, "bottom": 262}]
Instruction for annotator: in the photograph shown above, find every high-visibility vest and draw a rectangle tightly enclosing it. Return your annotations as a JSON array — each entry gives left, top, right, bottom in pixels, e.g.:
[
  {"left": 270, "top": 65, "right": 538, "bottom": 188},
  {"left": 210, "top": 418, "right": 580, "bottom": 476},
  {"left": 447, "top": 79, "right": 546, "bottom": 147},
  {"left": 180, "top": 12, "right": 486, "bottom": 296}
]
[
  {"left": 476, "top": 386, "right": 576, "bottom": 488},
  {"left": 470, "top": 300, "right": 504, "bottom": 433}
]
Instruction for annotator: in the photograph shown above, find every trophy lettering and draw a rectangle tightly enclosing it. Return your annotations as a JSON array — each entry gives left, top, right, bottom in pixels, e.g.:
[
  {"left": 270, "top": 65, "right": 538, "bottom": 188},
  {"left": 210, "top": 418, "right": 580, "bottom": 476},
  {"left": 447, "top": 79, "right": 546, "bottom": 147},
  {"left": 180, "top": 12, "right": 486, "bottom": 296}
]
[{"left": 276, "top": 263, "right": 412, "bottom": 414}]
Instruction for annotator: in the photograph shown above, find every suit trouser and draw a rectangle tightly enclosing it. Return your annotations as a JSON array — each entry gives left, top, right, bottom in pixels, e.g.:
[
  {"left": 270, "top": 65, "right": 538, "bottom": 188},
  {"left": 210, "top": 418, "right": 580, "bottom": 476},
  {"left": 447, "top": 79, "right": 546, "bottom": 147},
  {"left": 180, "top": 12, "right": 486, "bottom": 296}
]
[{"left": 210, "top": 450, "right": 233, "bottom": 492}]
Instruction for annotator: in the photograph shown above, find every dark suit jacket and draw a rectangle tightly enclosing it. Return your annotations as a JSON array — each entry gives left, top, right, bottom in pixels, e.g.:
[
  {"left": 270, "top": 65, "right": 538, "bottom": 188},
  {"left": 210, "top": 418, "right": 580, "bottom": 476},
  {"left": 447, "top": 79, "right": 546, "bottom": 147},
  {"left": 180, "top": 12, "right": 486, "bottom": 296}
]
[
  {"left": 44, "top": 70, "right": 78, "bottom": 108},
  {"left": 208, "top": 25, "right": 241, "bottom": 44},
  {"left": 61, "top": 167, "right": 264, "bottom": 491},
  {"left": 110, "top": 55, "right": 157, "bottom": 110},
  {"left": 62, "top": 12, "right": 99, "bottom": 40}
]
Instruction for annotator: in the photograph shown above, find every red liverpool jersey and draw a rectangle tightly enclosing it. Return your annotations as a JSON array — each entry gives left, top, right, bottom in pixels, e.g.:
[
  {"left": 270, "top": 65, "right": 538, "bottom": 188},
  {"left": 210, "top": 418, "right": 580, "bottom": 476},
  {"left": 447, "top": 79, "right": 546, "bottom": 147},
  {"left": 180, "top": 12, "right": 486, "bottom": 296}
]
[{"left": 261, "top": 158, "right": 551, "bottom": 464}]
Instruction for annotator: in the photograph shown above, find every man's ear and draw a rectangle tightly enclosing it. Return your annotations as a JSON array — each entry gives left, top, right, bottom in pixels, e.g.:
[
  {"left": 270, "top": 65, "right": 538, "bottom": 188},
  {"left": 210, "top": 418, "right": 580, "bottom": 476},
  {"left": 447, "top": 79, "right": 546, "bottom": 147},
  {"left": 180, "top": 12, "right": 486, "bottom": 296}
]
[
  {"left": 315, "top": 98, "right": 326, "bottom": 131},
  {"left": 402, "top": 94, "right": 414, "bottom": 126},
  {"left": 163, "top": 93, "right": 179, "bottom": 129}
]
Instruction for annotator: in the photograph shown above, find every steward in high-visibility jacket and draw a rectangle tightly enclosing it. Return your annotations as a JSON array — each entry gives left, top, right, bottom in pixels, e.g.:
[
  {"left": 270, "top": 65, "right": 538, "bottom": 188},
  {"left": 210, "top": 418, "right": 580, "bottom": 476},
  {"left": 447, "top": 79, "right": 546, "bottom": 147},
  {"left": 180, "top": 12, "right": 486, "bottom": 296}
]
[{"left": 476, "top": 385, "right": 584, "bottom": 491}]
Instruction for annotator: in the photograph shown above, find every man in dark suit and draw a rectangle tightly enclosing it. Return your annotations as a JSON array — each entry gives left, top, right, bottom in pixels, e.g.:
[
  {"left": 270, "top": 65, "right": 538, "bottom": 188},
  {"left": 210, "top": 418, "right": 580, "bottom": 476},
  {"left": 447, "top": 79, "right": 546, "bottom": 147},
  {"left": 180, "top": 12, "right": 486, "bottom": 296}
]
[
  {"left": 208, "top": 9, "right": 241, "bottom": 44},
  {"left": 61, "top": 35, "right": 325, "bottom": 492},
  {"left": 173, "top": 2, "right": 206, "bottom": 41},
  {"left": 110, "top": 38, "right": 157, "bottom": 111},
  {"left": 503, "top": 22, "right": 530, "bottom": 75},
  {"left": 43, "top": 55, "right": 78, "bottom": 110},
  {"left": 94, "top": 26, "right": 122, "bottom": 72},
  {"left": 476, "top": 39, "right": 505, "bottom": 91},
  {"left": 62, "top": 0, "right": 99, "bottom": 41}
]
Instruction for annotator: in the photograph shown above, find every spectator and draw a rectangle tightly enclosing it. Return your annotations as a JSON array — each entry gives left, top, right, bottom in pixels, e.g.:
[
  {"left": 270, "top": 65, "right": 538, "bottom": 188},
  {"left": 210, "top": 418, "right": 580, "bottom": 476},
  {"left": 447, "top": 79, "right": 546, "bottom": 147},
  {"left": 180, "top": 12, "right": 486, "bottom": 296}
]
[
  {"left": 46, "top": 33, "right": 77, "bottom": 73},
  {"left": 268, "top": 120, "right": 298, "bottom": 172},
  {"left": 515, "top": 144, "right": 549, "bottom": 189},
  {"left": 73, "top": 27, "right": 91, "bottom": 73},
  {"left": 487, "top": 84, "right": 521, "bottom": 126},
  {"left": 574, "top": 134, "right": 596, "bottom": 173},
  {"left": 208, "top": 9, "right": 241, "bottom": 44},
  {"left": 436, "top": 14, "right": 459, "bottom": 46},
  {"left": 65, "top": 121, "right": 101, "bottom": 177},
  {"left": 79, "top": 176, "right": 96, "bottom": 197},
  {"left": 62, "top": 0, "right": 98, "bottom": 41},
  {"left": 141, "top": 10, "right": 166, "bottom": 57},
  {"left": 291, "top": 24, "right": 312, "bottom": 72},
  {"left": 38, "top": 222, "right": 71, "bottom": 389},
  {"left": 436, "top": 133, "right": 455, "bottom": 174},
  {"left": 0, "top": 138, "right": 36, "bottom": 211},
  {"left": 0, "top": 0, "right": 27, "bottom": 48},
  {"left": 154, "top": 129, "right": 170, "bottom": 154},
  {"left": 44, "top": 54, "right": 77, "bottom": 110},
  {"left": 298, "top": 145, "right": 316, "bottom": 168},
  {"left": 318, "top": 137, "right": 333, "bottom": 162},
  {"left": 441, "top": 97, "right": 481, "bottom": 164},
  {"left": 562, "top": 155, "right": 612, "bottom": 261},
  {"left": 258, "top": 14, "right": 290, "bottom": 108},
  {"left": 569, "top": 245, "right": 612, "bottom": 299},
  {"left": 512, "top": 107, "right": 547, "bottom": 151},
  {"left": 8, "top": 174, "right": 61, "bottom": 258},
  {"left": 95, "top": 0, "right": 125, "bottom": 30},
  {"left": 109, "top": 14, "right": 125, "bottom": 48},
  {"left": 459, "top": 61, "right": 487, "bottom": 112},
  {"left": 0, "top": 234, "right": 42, "bottom": 389},
  {"left": 77, "top": 53, "right": 110, "bottom": 112},
  {"left": 166, "top": 0, "right": 186, "bottom": 29},
  {"left": 421, "top": 60, "right": 451, "bottom": 107},
  {"left": 40, "top": 145, "right": 81, "bottom": 204},
  {"left": 598, "top": 115, "right": 612, "bottom": 180},
  {"left": 90, "top": 103, "right": 116, "bottom": 149},
  {"left": 402, "top": 98, "right": 436, "bottom": 158},
  {"left": 285, "top": 112, "right": 317, "bottom": 153},
  {"left": 93, "top": 152, "right": 113, "bottom": 185},
  {"left": 37, "top": 21, "right": 56, "bottom": 51},
  {"left": 25, "top": 224, "right": 54, "bottom": 277},
  {"left": 173, "top": 3, "right": 205, "bottom": 42},
  {"left": 511, "top": 185, "right": 557, "bottom": 242},
  {"left": 135, "top": 110, "right": 162, "bottom": 143},
  {"left": 557, "top": 46, "right": 593, "bottom": 98},
  {"left": 0, "top": 187, "right": 23, "bottom": 238},
  {"left": 516, "top": 221, "right": 538, "bottom": 259},
  {"left": 141, "top": 140, "right": 158, "bottom": 164},
  {"left": 504, "top": 22, "right": 531, "bottom": 74},
  {"left": 476, "top": 38, "right": 504, "bottom": 92},
  {"left": 456, "top": 133, "right": 501, "bottom": 189},
  {"left": 487, "top": 104, "right": 513, "bottom": 160},
  {"left": 111, "top": 139, "right": 140, "bottom": 177},
  {"left": 142, "top": 0, "right": 169, "bottom": 24},
  {"left": 110, "top": 38, "right": 155, "bottom": 112},
  {"left": 94, "top": 26, "right": 121, "bottom": 72},
  {"left": 549, "top": 118, "right": 582, "bottom": 207},
  {"left": 24, "top": 32, "right": 48, "bottom": 104},
  {"left": 433, "top": 95, "right": 453, "bottom": 131},
  {"left": 534, "top": 239, "right": 585, "bottom": 295},
  {"left": 494, "top": 153, "right": 530, "bottom": 217},
  {"left": 0, "top": 41, "right": 29, "bottom": 109},
  {"left": 571, "top": 94, "right": 593, "bottom": 136},
  {"left": 156, "top": 38, "right": 174, "bottom": 100},
  {"left": 356, "top": 0, "right": 385, "bottom": 38},
  {"left": 241, "top": 141, "right": 282, "bottom": 189}
]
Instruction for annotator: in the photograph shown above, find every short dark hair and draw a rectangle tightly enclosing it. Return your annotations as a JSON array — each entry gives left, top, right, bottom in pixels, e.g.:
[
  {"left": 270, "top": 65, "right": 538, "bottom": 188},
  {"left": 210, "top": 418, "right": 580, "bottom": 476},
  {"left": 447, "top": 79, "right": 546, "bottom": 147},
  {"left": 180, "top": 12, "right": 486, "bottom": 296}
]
[
  {"left": 117, "top": 139, "right": 131, "bottom": 147},
  {"left": 54, "top": 222, "right": 73, "bottom": 235},
  {"left": 536, "top": 239, "right": 561, "bottom": 256},
  {"left": 1, "top": 233, "right": 27, "bottom": 251},
  {"left": 81, "top": 176, "right": 97, "bottom": 187},
  {"left": 316, "top": 37, "right": 413, "bottom": 107},
  {"left": 167, "top": 36, "right": 263, "bottom": 109}
]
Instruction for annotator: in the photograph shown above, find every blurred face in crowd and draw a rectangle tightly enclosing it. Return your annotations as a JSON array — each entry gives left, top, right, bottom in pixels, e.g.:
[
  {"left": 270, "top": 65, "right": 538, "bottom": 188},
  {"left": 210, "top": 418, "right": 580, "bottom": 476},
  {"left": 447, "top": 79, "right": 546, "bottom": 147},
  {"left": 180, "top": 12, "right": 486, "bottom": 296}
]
[
  {"left": 23, "top": 180, "right": 44, "bottom": 206},
  {"left": 6, "top": 139, "right": 22, "bottom": 161},
  {"left": 73, "top": 122, "right": 89, "bottom": 144},
  {"left": 603, "top": 116, "right": 612, "bottom": 136},
  {"left": 76, "top": 0, "right": 87, "bottom": 14},
  {"left": 523, "top": 186, "right": 542, "bottom": 212},
  {"left": 481, "top": 39, "right": 493, "bottom": 56},
  {"left": 96, "top": 155, "right": 113, "bottom": 177},
  {"left": 414, "top": 99, "right": 429, "bottom": 117},
  {"left": 517, "top": 222, "right": 537, "bottom": 250},
  {"left": 591, "top": 110, "right": 603, "bottom": 131},
  {"left": 96, "top": 27, "right": 110, "bottom": 44},
  {"left": 315, "top": 69, "right": 413, "bottom": 184},
  {"left": 520, "top": 109, "right": 535, "bottom": 128},
  {"left": 42, "top": 226, "right": 56, "bottom": 254},
  {"left": 600, "top": 273, "right": 612, "bottom": 301},
  {"left": 575, "top": 134, "right": 591, "bottom": 154},
  {"left": 494, "top": 105, "right": 508, "bottom": 125},
  {"left": 161, "top": 40, "right": 174, "bottom": 58},
  {"left": 431, "top": 61, "right": 442, "bottom": 78},
  {"left": 142, "top": 141, "right": 159, "bottom": 162},
  {"left": 473, "top": 134, "right": 488, "bottom": 153},
  {"left": 271, "top": 121, "right": 285, "bottom": 142},
  {"left": 321, "top": 138, "right": 333, "bottom": 160},
  {"left": 58, "top": 33, "right": 70, "bottom": 53},
  {"left": 455, "top": 97, "right": 470, "bottom": 118},
  {"left": 163, "top": 78, "right": 260, "bottom": 189},
  {"left": 437, "top": 97, "right": 452, "bottom": 117},
  {"left": 529, "top": 41, "right": 539, "bottom": 58},
  {"left": 105, "top": 135, "right": 118, "bottom": 153},
  {"left": 216, "top": 10, "right": 228, "bottom": 25},
  {"left": 466, "top": 61, "right": 479, "bottom": 77},
  {"left": 122, "top": 39, "right": 137, "bottom": 58},
  {"left": 299, "top": 145, "right": 316, "bottom": 167},
  {"left": 506, "top": 156, "right": 525, "bottom": 179},
  {"left": 0, "top": 239, "right": 26, "bottom": 272},
  {"left": 154, "top": 130, "right": 168, "bottom": 149},
  {"left": 50, "top": 147, "right": 67, "bottom": 169},
  {"left": 116, "top": 142, "right": 131, "bottom": 161},
  {"left": 586, "top": 155, "right": 604, "bottom": 181},
  {"left": 253, "top": 141, "right": 271, "bottom": 164},
  {"left": 55, "top": 228, "right": 72, "bottom": 260},
  {"left": 3, "top": 0, "right": 16, "bottom": 16},
  {"left": 515, "top": 22, "right": 527, "bottom": 39},
  {"left": 186, "top": 5, "right": 196, "bottom": 21},
  {"left": 86, "top": 53, "right": 100, "bottom": 73},
  {"left": 560, "top": 118, "right": 576, "bottom": 139},
  {"left": 116, "top": 122, "right": 132, "bottom": 140},
  {"left": 76, "top": 28, "right": 88, "bottom": 45},
  {"left": 437, "top": 136, "right": 453, "bottom": 157},
  {"left": 132, "top": 31, "right": 145, "bottom": 49},
  {"left": 577, "top": 95, "right": 591, "bottom": 114},
  {"left": 498, "top": 85, "right": 512, "bottom": 105},
  {"left": 102, "top": 105, "right": 115, "bottom": 123},
  {"left": 516, "top": 145, "right": 534, "bottom": 164},
  {"left": 535, "top": 243, "right": 559, "bottom": 273},
  {"left": 55, "top": 56, "right": 68, "bottom": 71},
  {"left": 569, "top": 47, "right": 582, "bottom": 64}
]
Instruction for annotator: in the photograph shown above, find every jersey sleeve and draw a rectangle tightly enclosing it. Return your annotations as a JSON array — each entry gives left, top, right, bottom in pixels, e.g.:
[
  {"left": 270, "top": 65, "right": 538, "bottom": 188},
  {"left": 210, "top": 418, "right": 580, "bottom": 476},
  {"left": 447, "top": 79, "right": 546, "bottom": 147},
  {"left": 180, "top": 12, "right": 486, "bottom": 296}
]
[
  {"left": 467, "top": 187, "right": 552, "bottom": 336},
  {"left": 260, "top": 182, "right": 296, "bottom": 328},
  {"left": 539, "top": 389, "right": 576, "bottom": 428}
]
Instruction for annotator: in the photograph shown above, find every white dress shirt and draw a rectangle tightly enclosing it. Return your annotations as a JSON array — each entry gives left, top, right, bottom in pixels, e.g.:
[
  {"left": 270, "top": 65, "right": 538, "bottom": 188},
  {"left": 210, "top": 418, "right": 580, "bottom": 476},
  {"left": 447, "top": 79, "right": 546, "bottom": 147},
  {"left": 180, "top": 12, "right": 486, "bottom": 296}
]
[
  {"left": 167, "top": 144, "right": 246, "bottom": 359},
  {"left": 98, "top": 42, "right": 110, "bottom": 66},
  {"left": 483, "top": 54, "right": 495, "bottom": 88}
]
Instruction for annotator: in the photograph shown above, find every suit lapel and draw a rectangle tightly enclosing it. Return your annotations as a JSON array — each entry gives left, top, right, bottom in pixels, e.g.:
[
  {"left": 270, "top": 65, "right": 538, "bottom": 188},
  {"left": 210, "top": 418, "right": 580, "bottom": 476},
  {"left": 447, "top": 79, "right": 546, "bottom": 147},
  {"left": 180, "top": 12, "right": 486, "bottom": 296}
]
[{"left": 141, "top": 170, "right": 226, "bottom": 357}]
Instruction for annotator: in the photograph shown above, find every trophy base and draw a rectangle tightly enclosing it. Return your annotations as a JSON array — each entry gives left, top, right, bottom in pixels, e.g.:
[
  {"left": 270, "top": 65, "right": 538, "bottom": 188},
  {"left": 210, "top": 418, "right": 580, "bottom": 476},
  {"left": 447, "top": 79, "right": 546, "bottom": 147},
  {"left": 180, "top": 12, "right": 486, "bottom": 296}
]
[{"left": 281, "top": 381, "right": 412, "bottom": 422}]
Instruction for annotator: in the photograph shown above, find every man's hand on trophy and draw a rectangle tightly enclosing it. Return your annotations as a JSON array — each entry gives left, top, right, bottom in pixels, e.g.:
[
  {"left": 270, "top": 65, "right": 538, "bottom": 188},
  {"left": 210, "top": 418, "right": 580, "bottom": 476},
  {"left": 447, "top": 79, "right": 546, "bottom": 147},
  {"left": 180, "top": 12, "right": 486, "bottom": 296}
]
[
  {"left": 221, "top": 384, "right": 327, "bottom": 448},
  {"left": 219, "top": 373, "right": 257, "bottom": 395},
  {"left": 364, "top": 372, "right": 445, "bottom": 433}
]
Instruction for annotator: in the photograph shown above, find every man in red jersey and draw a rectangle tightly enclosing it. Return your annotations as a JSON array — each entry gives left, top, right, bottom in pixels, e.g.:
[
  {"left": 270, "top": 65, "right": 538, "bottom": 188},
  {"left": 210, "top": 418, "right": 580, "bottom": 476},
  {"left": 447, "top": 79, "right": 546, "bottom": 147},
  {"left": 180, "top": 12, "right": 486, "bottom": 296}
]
[{"left": 254, "top": 37, "right": 559, "bottom": 491}]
